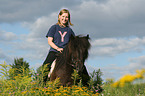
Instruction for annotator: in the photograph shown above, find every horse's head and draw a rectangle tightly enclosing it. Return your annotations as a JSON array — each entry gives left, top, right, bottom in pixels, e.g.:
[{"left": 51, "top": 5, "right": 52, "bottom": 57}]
[{"left": 68, "top": 35, "right": 91, "bottom": 72}]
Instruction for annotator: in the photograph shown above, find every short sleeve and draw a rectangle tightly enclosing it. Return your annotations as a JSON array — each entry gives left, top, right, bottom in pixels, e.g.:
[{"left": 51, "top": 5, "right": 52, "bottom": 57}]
[{"left": 46, "top": 25, "right": 56, "bottom": 38}]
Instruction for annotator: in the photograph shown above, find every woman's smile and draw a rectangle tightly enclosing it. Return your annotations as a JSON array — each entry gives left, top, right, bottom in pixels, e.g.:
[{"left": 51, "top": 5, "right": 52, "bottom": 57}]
[{"left": 59, "top": 13, "right": 69, "bottom": 26}]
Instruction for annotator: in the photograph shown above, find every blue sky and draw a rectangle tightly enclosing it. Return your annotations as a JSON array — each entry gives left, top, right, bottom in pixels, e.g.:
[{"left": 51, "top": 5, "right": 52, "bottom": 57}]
[{"left": 0, "top": 0, "right": 145, "bottom": 81}]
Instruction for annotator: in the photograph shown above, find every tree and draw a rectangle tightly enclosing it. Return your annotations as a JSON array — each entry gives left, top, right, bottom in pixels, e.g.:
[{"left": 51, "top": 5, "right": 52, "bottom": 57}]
[{"left": 9, "top": 58, "right": 30, "bottom": 79}]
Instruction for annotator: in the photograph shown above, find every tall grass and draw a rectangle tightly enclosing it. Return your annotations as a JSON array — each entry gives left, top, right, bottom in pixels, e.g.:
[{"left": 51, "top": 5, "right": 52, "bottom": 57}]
[
  {"left": 0, "top": 62, "right": 145, "bottom": 96},
  {"left": 102, "top": 80, "right": 145, "bottom": 96}
]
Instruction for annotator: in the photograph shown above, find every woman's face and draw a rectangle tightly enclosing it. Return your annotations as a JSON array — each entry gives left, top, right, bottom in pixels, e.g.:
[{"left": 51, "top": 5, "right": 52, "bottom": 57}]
[{"left": 59, "top": 13, "right": 69, "bottom": 26}]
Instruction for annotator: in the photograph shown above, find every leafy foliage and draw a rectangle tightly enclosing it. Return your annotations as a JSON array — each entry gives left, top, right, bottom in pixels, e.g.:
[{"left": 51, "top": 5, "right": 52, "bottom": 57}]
[
  {"left": 89, "top": 69, "right": 104, "bottom": 93},
  {"left": 90, "top": 69, "right": 103, "bottom": 85},
  {"left": 0, "top": 61, "right": 11, "bottom": 79},
  {"left": 1, "top": 60, "right": 144, "bottom": 95},
  {"left": 34, "top": 64, "right": 50, "bottom": 85},
  {"left": 9, "top": 58, "right": 30, "bottom": 79}
]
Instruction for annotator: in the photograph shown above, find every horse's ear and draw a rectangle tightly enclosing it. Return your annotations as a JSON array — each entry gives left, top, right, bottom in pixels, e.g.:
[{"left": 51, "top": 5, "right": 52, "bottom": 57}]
[
  {"left": 70, "top": 34, "right": 75, "bottom": 40},
  {"left": 86, "top": 34, "right": 90, "bottom": 39}
]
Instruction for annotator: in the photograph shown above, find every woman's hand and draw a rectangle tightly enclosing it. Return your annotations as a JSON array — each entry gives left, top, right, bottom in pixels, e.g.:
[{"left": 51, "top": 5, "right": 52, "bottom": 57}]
[
  {"left": 48, "top": 37, "right": 63, "bottom": 53},
  {"left": 56, "top": 48, "right": 63, "bottom": 53}
]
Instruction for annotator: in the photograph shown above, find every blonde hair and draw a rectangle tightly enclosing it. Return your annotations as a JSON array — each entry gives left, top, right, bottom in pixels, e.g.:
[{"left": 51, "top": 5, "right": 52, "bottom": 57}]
[{"left": 57, "top": 9, "right": 73, "bottom": 26}]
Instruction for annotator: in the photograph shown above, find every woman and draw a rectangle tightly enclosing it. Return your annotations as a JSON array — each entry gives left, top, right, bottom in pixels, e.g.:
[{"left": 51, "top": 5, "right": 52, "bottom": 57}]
[{"left": 43, "top": 9, "right": 75, "bottom": 82}]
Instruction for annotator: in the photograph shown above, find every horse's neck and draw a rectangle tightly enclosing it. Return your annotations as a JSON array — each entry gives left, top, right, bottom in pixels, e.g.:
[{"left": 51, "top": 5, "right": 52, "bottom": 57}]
[
  {"left": 53, "top": 46, "right": 72, "bottom": 71},
  {"left": 54, "top": 56, "right": 67, "bottom": 71}
]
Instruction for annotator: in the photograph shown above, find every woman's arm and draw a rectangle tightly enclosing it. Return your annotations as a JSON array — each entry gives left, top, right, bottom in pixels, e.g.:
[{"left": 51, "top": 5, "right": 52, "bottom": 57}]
[{"left": 48, "top": 37, "right": 63, "bottom": 52}]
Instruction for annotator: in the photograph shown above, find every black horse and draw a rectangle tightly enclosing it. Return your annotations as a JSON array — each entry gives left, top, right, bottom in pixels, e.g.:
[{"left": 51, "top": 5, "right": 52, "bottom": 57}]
[{"left": 50, "top": 35, "right": 91, "bottom": 86}]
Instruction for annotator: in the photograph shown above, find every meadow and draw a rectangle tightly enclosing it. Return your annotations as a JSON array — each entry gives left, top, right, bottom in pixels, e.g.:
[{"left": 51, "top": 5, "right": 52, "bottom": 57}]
[{"left": 0, "top": 62, "right": 145, "bottom": 96}]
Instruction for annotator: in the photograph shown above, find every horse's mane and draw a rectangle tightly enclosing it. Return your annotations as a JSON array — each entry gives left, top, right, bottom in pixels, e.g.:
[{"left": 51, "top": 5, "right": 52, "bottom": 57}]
[{"left": 54, "top": 35, "right": 91, "bottom": 71}]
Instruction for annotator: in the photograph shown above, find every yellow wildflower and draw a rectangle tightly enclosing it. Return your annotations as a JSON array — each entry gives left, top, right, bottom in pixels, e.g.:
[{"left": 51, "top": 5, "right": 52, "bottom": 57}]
[
  {"left": 54, "top": 89, "right": 59, "bottom": 92},
  {"left": 135, "top": 74, "right": 143, "bottom": 79},
  {"left": 63, "top": 93, "right": 68, "bottom": 96},
  {"left": 112, "top": 81, "right": 119, "bottom": 87},
  {"left": 119, "top": 82, "right": 125, "bottom": 87},
  {"left": 81, "top": 93, "right": 90, "bottom": 96},
  {"left": 61, "top": 90, "right": 68, "bottom": 93},
  {"left": 120, "top": 74, "right": 136, "bottom": 83},
  {"left": 74, "top": 90, "right": 80, "bottom": 93},
  {"left": 21, "top": 91, "right": 27, "bottom": 94},
  {"left": 45, "top": 93, "right": 50, "bottom": 95},
  {"left": 30, "top": 91, "right": 36, "bottom": 93},
  {"left": 92, "top": 93, "right": 99, "bottom": 96},
  {"left": 112, "top": 69, "right": 145, "bottom": 87},
  {"left": 55, "top": 93, "right": 61, "bottom": 96}
]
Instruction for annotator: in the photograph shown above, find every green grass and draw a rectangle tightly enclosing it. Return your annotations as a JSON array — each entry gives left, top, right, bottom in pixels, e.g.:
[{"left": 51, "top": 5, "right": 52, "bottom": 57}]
[{"left": 101, "top": 82, "right": 145, "bottom": 96}]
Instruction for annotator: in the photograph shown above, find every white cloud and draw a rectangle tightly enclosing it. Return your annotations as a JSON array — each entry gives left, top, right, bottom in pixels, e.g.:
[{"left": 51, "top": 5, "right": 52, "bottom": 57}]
[
  {"left": 0, "top": 30, "right": 17, "bottom": 41},
  {"left": 0, "top": 0, "right": 82, "bottom": 23},
  {"left": 22, "top": 12, "right": 58, "bottom": 39},
  {"left": 128, "top": 56, "right": 145, "bottom": 70},
  {"left": 90, "top": 37, "right": 145, "bottom": 57},
  {"left": 89, "top": 54, "right": 145, "bottom": 80},
  {"left": 71, "top": 0, "right": 145, "bottom": 38},
  {"left": 0, "top": 48, "right": 13, "bottom": 64}
]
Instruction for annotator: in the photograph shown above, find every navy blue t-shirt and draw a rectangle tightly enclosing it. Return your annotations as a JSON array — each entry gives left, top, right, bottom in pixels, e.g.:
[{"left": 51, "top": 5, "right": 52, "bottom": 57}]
[{"left": 46, "top": 24, "right": 75, "bottom": 52}]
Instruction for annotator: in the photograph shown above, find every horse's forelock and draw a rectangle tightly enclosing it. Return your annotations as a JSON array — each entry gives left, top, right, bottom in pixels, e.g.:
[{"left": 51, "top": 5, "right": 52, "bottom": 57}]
[{"left": 68, "top": 35, "right": 90, "bottom": 61}]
